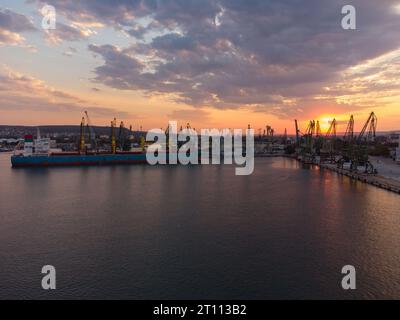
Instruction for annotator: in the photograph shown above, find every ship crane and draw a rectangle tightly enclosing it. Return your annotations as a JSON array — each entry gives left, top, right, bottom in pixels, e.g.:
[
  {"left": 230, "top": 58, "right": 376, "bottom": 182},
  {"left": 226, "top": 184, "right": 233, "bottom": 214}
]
[
  {"left": 84, "top": 111, "right": 98, "bottom": 152},
  {"left": 111, "top": 118, "right": 117, "bottom": 154},
  {"left": 165, "top": 123, "right": 173, "bottom": 152},
  {"left": 129, "top": 125, "right": 135, "bottom": 142},
  {"left": 118, "top": 121, "right": 127, "bottom": 151},
  {"left": 79, "top": 117, "right": 86, "bottom": 153}
]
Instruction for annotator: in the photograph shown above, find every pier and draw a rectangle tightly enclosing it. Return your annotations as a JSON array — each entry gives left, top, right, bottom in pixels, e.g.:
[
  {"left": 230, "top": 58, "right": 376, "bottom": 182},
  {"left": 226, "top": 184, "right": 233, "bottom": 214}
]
[{"left": 317, "top": 162, "right": 400, "bottom": 194}]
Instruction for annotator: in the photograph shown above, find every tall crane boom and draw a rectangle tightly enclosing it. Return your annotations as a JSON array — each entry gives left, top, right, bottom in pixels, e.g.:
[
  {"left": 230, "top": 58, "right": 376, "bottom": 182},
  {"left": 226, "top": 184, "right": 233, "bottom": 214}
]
[
  {"left": 306, "top": 120, "right": 316, "bottom": 136},
  {"left": 344, "top": 115, "right": 354, "bottom": 142},
  {"left": 79, "top": 117, "right": 85, "bottom": 152},
  {"left": 111, "top": 118, "right": 117, "bottom": 154},
  {"left": 358, "top": 112, "right": 377, "bottom": 143},
  {"left": 118, "top": 121, "right": 126, "bottom": 150},
  {"left": 316, "top": 121, "right": 321, "bottom": 137},
  {"left": 294, "top": 120, "right": 300, "bottom": 145},
  {"left": 326, "top": 119, "right": 337, "bottom": 138},
  {"left": 84, "top": 111, "right": 98, "bottom": 151}
]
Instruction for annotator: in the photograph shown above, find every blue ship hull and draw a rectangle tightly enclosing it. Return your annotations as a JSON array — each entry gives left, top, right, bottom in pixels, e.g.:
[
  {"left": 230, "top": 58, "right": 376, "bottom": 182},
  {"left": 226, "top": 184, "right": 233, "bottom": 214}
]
[{"left": 11, "top": 153, "right": 147, "bottom": 167}]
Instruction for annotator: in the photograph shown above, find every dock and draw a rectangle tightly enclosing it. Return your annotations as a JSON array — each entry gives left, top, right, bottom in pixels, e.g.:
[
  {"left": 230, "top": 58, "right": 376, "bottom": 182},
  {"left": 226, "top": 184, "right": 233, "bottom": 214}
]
[{"left": 318, "top": 162, "right": 400, "bottom": 194}]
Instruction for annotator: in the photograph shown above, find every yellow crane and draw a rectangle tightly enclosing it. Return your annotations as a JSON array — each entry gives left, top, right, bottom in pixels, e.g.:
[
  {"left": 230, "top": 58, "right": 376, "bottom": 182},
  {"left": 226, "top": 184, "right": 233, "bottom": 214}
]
[
  {"left": 79, "top": 117, "right": 85, "bottom": 153},
  {"left": 111, "top": 118, "right": 117, "bottom": 154}
]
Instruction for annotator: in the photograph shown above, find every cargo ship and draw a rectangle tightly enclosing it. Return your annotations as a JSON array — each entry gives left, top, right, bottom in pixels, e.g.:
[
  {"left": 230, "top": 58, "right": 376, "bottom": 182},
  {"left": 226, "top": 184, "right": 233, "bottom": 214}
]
[
  {"left": 11, "top": 115, "right": 148, "bottom": 168},
  {"left": 11, "top": 153, "right": 147, "bottom": 167},
  {"left": 11, "top": 134, "right": 147, "bottom": 168},
  {"left": 11, "top": 152, "right": 147, "bottom": 168}
]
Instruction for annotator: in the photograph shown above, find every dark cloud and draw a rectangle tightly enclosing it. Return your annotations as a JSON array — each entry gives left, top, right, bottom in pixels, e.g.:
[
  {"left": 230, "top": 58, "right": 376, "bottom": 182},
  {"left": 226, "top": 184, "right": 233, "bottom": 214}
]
[
  {"left": 36, "top": 0, "right": 400, "bottom": 118},
  {"left": 152, "top": 33, "right": 197, "bottom": 52},
  {"left": 0, "top": 8, "right": 36, "bottom": 32},
  {"left": 0, "top": 8, "right": 36, "bottom": 45}
]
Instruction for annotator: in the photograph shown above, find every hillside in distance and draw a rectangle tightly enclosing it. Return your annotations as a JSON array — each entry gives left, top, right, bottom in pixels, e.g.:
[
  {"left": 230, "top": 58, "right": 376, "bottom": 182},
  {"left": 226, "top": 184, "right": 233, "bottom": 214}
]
[{"left": 0, "top": 125, "right": 138, "bottom": 138}]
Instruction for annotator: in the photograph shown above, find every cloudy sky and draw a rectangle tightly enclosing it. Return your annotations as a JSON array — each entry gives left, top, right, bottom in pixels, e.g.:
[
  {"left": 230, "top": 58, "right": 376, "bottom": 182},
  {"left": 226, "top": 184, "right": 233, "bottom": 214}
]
[{"left": 1, "top": 0, "right": 400, "bottom": 133}]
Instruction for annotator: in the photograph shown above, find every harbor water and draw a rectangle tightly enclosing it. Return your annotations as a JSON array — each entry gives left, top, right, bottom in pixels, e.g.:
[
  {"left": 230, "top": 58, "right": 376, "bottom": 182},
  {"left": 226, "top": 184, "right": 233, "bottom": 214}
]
[{"left": 0, "top": 152, "right": 400, "bottom": 299}]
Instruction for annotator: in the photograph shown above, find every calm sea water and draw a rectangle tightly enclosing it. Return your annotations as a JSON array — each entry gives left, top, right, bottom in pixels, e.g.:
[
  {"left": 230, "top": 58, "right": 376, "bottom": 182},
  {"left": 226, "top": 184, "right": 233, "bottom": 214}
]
[{"left": 0, "top": 152, "right": 400, "bottom": 299}]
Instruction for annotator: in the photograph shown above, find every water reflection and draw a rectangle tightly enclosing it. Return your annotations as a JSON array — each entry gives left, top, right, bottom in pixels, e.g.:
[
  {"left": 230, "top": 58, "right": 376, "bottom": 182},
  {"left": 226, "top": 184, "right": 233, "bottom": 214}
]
[{"left": 0, "top": 153, "right": 400, "bottom": 299}]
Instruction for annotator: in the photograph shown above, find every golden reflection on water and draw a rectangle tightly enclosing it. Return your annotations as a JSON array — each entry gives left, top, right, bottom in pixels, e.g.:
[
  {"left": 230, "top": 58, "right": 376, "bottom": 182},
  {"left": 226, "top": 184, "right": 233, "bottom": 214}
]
[{"left": 270, "top": 157, "right": 300, "bottom": 170}]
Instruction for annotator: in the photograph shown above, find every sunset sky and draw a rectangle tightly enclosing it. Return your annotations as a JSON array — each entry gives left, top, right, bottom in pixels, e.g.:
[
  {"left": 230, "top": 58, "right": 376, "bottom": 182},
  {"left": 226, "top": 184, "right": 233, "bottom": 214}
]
[{"left": 1, "top": 0, "right": 400, "bottom": 134}]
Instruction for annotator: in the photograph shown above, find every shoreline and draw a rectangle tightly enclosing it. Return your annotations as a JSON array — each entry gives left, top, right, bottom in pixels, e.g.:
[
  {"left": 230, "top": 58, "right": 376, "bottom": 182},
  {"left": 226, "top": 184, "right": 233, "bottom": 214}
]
[{"left": 298, "top": 159, "right": 400, "bottom": 195}]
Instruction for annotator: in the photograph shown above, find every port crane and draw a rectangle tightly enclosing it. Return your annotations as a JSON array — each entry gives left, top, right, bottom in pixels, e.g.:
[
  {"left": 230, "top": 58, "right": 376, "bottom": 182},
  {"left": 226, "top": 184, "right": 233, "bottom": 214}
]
[
  {"left": 338, "top": 112, "right": 377, "bottom": 173},
  {"left": 320, "top": 118, "right": 337, "bottom": 162},
  {"left": 352, "top": 112, "right": 377, "bottom": 173},
  {"left": 344, "top": 115, "right": 354, "bottom": 142},
  {"left": 294, "top": 120, "right": 300, "bottom": 146},
  {"left": 293, "top": 112, "right": 378, "bottom": 174},
  {"left": 295, "top": 120, "right": 317, "bottom": 163},
  {"left": 294, "top": 118, "right": 338, "bottom": 163},
  {"left": 326, "top": 119, "right": 337, "bottom": 138},
  {"left": 313, "top": 120, "right": 323, "bottom": 155},
  {"left": 316, "top": 121, "right": 322, "bottom": 137},
  {"left": 339, "top": 115, "right": 355, "bottom": 165},
  {"left": 358, "top": 112, "right": 377, "bottom": 144},
  {"left": 304, "top": 120, "right": 316, "bottom": 150}
]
